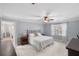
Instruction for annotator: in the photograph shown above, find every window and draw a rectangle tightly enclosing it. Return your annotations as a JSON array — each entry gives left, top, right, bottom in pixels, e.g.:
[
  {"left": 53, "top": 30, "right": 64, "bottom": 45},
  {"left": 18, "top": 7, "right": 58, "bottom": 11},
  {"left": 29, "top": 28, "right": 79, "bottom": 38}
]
[{"left": 51, "top": 23, "right": 67, "bottom": 36}]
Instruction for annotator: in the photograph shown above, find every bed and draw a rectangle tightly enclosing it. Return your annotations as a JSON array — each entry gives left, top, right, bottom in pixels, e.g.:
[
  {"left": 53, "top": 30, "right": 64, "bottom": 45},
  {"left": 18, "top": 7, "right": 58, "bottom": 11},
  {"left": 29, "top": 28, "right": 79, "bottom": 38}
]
[{"left": 28, "top": 32, "right": 53, "bottom": 51}]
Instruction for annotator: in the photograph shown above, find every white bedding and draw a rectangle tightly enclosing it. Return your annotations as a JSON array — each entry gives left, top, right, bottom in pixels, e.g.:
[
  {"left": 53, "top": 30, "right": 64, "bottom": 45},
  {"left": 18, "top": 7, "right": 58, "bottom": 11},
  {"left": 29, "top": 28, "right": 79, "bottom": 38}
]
[{"left": 29, "top": 36, "right": 53, "bottom": 50}]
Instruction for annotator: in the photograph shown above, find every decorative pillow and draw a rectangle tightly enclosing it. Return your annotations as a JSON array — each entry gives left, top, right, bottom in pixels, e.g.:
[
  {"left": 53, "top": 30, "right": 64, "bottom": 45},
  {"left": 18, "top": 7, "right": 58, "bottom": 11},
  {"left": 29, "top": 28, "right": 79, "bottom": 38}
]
[
  {"left": 29, "top": 33, "right": 35, "bottom": 37},
  {"left": 33, "top": 32, "right": 38, "bottom": 36},
  {"left": 37, "top": 32, "right": 42, "bottom": 36}
]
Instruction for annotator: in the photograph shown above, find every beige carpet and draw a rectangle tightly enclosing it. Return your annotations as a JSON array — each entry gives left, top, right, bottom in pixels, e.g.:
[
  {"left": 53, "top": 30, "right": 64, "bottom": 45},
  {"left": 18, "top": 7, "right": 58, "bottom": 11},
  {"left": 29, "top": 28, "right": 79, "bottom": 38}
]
[
  {"left": 1, "top": 38, "right": 16, "bottom": 56},
  {"left": 37, "top": 42, "right": 68, "bottom": 56}
]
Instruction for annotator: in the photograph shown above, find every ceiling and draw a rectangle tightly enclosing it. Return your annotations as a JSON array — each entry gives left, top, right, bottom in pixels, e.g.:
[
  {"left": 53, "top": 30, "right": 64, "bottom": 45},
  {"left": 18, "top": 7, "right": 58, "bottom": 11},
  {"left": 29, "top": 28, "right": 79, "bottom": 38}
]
[{"left": 0, "top": 3, "right": 79, "bottom": 23}]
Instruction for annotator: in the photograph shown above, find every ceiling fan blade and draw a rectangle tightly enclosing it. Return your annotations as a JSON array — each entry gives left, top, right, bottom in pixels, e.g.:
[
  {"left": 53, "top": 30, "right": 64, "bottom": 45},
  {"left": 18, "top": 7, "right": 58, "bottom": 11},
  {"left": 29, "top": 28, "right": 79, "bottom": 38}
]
[
  {"left": 25, "top": 16, "right": 41, "bottom": 20},
  {"left": 47, "top": 11, "right": 65, "bottom": 17},
  {"left": 26, "top": 15, "right": 41, "bottom": 17},
  {"left": 50, "top": 18, "right": 54, "bottom": 20},
  {"left": 48, "top": 16, "right": 62, "bottom": 19}
]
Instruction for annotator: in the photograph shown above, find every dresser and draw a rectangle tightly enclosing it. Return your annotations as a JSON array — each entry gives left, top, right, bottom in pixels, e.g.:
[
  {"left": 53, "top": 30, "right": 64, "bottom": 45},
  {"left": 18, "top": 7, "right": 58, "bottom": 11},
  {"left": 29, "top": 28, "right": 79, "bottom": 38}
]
[{"left": 66, "top": 38, "right": 79, "bottom": 56}]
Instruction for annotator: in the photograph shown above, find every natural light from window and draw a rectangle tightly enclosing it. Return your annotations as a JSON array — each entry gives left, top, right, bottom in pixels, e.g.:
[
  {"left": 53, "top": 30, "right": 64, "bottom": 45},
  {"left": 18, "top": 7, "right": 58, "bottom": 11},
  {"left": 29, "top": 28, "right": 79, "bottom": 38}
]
[{"left": 51, "top": 23, "right": 67, "bottom": 36}]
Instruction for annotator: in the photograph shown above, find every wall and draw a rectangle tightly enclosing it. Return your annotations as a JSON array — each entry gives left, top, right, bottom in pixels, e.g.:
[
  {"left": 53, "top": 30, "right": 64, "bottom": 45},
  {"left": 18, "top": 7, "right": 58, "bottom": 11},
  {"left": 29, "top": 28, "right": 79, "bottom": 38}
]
[
  {"left": 17, "top": 22, "right": 43, "bottom": 35},
  {"left": 0, "top": 18, "right": 1, "bottom": 55},
  {"left": 67, "top": 20, "right": 79, "bottom": 40},
  {"left": 43, "top": 23, "right": 51, "bottom": 36},
  {"left": 0, "top": 4, "right": 3, "bottom": 55}
]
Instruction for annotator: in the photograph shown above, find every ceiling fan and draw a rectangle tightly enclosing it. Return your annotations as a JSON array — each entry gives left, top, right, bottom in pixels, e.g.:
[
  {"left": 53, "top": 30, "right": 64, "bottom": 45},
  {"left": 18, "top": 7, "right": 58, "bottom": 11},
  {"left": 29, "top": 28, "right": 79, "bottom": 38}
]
[
  {"left": 36, "top": 11, "right": 56, "bottom": 23},
  {"left": 43, "top": 15, "right": 54, "bottom": 23}
]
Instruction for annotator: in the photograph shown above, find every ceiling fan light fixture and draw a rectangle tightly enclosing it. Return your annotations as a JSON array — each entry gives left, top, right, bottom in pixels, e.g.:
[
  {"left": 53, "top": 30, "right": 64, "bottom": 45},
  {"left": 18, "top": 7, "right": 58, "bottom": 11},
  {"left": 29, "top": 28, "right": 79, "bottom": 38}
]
[
  {"left": 43, "top": 16, "right": 49, "bottom": 23},
  {"left": 44, "top": 20, "right": 48, "bottom": 23}
]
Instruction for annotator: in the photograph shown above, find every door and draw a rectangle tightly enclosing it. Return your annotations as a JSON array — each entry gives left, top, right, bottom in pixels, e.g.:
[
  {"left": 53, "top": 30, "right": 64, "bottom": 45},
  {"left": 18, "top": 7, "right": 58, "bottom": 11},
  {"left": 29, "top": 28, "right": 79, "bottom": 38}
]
[{"left": 1, "top": 21, "right": 16, "bottom": 56}]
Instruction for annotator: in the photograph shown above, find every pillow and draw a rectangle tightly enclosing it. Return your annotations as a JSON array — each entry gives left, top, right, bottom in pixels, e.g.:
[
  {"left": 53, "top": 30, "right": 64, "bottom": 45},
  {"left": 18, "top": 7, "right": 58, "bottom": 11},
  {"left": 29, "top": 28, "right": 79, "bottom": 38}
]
[
  {"left": 37, "top": 32, "right": 42, "bottom": 36},
  {"left": 29, "top": 33, "right": 35, "bottom": 37},
  {"left": 34, "top": 33, "right": 38, "bottom": 36}
]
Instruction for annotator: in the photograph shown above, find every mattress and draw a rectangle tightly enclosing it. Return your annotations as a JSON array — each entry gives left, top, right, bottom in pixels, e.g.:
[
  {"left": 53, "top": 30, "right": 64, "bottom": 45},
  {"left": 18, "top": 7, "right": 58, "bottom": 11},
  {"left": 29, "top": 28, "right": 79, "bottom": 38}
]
[{"left": 29, "top": 36, "right": 53, "bottom": 51}]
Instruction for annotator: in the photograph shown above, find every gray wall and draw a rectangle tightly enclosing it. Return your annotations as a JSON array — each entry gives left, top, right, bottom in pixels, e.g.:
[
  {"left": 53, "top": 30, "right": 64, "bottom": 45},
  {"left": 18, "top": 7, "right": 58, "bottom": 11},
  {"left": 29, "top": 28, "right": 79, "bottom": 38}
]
[
  {"left": 16, "top": 22, "right": 43, "bottom": 35},
  {"left": 67, "top": 20, "right": 79, "bottom": 40},
  {"left": 43, "top": 23, "right": 51, "bottom": 36},
  {"left": 0, "top": 18, "right": 1, "bottom": 55},
  {"left": 0, "top": 4, "right": 2, "bottom": 55}
]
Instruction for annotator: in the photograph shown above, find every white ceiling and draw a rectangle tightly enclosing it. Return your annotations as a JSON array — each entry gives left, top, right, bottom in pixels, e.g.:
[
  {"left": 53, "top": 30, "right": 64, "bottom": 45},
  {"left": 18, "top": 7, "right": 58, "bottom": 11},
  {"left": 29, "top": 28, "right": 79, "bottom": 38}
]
[{"left": 1, "top": 3, "right": 79, "bottom": 23}]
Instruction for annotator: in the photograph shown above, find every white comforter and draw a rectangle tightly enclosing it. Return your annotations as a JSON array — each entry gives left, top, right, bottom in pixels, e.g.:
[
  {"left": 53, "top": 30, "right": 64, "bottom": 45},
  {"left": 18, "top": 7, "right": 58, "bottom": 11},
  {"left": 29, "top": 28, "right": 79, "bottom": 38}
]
[{"left": 29, "top": 36, "right": 53, "bottom": 50}]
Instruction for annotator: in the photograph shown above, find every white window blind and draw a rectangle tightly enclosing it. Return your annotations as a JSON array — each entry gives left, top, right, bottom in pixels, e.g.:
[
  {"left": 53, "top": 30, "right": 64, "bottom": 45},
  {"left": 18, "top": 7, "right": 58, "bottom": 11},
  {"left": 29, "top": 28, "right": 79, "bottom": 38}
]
[{"left": 51, "top": 23, "right": 67, "bottom": 36}]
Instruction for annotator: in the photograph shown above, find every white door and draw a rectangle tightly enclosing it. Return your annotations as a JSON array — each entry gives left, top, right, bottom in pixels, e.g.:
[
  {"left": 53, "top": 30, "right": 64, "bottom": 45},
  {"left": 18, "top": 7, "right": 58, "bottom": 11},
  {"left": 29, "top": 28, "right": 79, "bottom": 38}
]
[{"left": 1, "top": 21, "right": 16, "bottom": 55}]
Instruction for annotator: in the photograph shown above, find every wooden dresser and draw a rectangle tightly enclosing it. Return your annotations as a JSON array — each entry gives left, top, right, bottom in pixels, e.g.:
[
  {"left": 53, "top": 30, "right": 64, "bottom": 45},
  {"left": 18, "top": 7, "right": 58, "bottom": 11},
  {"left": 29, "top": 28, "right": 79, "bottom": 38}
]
[{"left": 66, "top": 38, "right": 79, "bottom": 56}]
